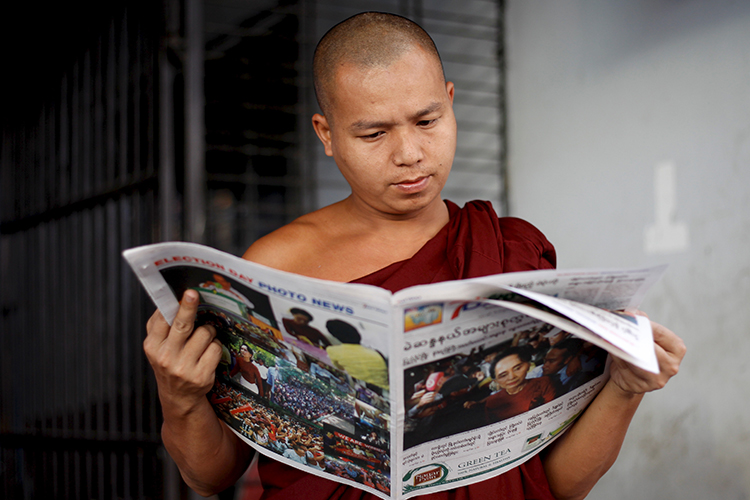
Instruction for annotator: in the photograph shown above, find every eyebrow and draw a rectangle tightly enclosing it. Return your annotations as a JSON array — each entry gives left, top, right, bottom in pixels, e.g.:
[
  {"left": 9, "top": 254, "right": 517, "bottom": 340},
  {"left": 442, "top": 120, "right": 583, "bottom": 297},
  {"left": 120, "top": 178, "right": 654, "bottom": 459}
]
[{"left": 348, "top": 101, "right": 444, "bottom": 132}]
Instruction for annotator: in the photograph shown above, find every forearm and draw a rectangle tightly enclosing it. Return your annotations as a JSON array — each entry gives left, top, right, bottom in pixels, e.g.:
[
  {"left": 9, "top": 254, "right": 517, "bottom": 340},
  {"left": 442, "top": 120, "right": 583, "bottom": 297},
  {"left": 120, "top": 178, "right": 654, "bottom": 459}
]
[
  {"left": 542, "top": 380, "right": 643, "bottom": 500},
  {"left": 544, "top": 319, "right": 686, "bottom": 499},
  {"left": 161, "top": 397, "right": 253, "bottom": 496}
]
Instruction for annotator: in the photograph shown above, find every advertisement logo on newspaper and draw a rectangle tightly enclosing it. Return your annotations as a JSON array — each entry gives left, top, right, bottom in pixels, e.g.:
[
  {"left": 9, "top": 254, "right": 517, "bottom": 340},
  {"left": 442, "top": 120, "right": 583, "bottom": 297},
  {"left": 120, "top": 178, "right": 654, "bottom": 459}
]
[
  {"left": 404, "top": 303, "right": 444, "bottom": 332},
  {"left": 450, "top": 300, "right": 510, "bottom": 321},
  {"left": 403, "top": 463, "right": 449, "bottom": 488}
]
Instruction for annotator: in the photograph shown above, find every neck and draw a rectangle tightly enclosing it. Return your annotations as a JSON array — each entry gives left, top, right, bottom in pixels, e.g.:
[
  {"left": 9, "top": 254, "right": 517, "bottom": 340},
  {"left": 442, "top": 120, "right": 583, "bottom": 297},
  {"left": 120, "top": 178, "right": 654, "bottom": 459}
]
[
  {"left": 506, "top": 381, "right": 527, "bottom": 395},
  {"left": 341, "top": 195, "right": 449, "bottom": 240}
]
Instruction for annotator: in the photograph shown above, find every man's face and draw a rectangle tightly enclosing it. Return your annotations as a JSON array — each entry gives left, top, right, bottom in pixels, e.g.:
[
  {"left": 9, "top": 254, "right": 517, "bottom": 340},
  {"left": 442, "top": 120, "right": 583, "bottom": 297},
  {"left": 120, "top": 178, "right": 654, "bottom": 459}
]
[
  {"left": 542, "top": 348, "right": 569, "bottom": 376},
  {"left": 292, "top": 313, "right": 310, "bottom": 325},
  {"left": 312, "top": 46, "right": 457, "bottom": 216},
  {"left": 494, "top": 354, "right": 530, "bottom": 392},
  {"left": 548, "top": 330, "right": 568, "bottom": 347}
]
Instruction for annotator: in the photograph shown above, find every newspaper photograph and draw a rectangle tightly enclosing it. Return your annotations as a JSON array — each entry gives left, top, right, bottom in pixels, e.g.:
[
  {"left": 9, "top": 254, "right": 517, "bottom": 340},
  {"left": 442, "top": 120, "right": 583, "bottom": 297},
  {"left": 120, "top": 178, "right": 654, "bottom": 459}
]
[{"left": 154, "top": 263, "right": 394, "bottom": 496}]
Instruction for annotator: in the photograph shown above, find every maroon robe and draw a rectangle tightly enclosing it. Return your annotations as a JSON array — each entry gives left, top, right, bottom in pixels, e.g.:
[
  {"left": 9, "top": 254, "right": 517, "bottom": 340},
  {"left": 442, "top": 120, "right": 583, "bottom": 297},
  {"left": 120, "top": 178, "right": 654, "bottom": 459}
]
[{"left": 256, "top": 200, "right": 557, "bottom": 500}]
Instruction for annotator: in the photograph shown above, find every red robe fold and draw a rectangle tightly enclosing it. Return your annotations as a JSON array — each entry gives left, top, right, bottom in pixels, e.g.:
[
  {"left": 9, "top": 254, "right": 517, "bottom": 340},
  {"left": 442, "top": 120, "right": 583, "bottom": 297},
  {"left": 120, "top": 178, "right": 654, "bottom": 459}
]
[{"left": 257, "top": 200, "right": 557, "bottom": 500}]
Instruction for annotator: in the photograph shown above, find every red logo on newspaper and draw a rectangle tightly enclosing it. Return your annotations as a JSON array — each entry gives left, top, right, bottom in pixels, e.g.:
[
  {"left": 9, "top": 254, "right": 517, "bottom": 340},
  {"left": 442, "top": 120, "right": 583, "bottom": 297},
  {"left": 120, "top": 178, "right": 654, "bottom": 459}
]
[
  {"left": 413, "top": 467, "right": 443, "bottom": 486},
  {"left": 451, "top": 301, "right": 488, "bottom": 320}
]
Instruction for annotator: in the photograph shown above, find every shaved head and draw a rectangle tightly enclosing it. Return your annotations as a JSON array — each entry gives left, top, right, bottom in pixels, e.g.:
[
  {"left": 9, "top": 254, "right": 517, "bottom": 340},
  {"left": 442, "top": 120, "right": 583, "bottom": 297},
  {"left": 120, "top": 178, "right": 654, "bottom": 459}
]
[{"left": 313, "top": 12, "right": 444, "bottom": 116}]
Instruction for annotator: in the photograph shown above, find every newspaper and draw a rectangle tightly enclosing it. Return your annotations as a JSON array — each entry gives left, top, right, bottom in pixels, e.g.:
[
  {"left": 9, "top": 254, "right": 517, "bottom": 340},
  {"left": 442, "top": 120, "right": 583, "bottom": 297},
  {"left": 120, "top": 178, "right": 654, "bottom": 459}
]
[{"left": 123, "top": 242, "right": 665, "bottom": 499}]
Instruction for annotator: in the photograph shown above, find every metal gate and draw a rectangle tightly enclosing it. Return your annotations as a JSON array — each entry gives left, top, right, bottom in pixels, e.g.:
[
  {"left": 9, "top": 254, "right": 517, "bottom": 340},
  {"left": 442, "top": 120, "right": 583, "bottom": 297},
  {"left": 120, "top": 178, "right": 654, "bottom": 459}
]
[
  {"left": 0, "top": 0, "right": 310, "bottom": 496},
  {"left": 1, "top": 2, "right": 177, "bottom": 498}
]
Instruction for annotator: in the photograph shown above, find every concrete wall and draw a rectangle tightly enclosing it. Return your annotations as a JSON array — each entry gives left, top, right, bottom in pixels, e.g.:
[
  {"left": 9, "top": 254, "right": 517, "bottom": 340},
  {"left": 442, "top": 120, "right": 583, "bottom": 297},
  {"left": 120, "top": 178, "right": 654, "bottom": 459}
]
[{"left": 505, "top": 1, "right": 750, "bottom": 499}]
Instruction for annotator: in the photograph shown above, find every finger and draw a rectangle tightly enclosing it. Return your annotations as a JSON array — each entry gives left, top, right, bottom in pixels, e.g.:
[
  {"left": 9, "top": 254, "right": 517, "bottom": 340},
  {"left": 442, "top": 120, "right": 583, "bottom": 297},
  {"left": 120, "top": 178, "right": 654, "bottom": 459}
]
[
  {"left": 146, "top": 309, "right": 169, "bottom": 343},
  {"left": 651, "top": 321, "right": 687, "bottom": 359},
  {"left": 613, "top": 331, "right": 680, "bottom": 392},
  {"left": 166, "top": 290, "right": 201, "bottom": 346},
  {"left": 183, "top": 323, "right": 218, "bottom": 364},
  {"left": 197, "top": 337, "right": 224, "bottom": 374},
  {"left": 610, "top": 355, "right": 649, "bottom": 381},
  {"left": 144, "top": 310, "right": 171, "bottom": 360},
  {"left": 609, "top": 357, "right": 655, "bottom": 393},
  {"left": 651, "top": 329, "right": 685, "bottom": 381}
]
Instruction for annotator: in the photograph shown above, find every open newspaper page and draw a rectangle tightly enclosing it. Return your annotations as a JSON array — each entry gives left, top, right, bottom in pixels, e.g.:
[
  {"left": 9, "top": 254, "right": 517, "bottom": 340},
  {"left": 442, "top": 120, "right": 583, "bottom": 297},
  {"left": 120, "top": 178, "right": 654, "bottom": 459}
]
[
  {"left": 389, "top": 266, "right": 665, "bottom": 498},
  {"left": 125, "top": 242, "right": 666, "bottom": 500},
  {"left": 123, "top": 242, "right": 398, "bottom": 499}
]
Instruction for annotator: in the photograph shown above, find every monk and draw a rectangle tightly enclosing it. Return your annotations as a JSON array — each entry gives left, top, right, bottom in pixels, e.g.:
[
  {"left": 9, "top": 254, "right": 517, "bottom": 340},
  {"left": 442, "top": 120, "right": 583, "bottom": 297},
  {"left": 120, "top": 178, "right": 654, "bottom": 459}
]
[{"left": 143, "top": 12, "right": 686, "bottom": 500}]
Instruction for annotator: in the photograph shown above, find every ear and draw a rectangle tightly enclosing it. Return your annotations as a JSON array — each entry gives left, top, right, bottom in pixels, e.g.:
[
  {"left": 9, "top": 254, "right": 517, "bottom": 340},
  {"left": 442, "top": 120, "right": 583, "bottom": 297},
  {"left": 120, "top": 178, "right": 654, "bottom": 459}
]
[
  {"left": 446, "top": 81, "right": 455, "bottom": 104},
  {"left": 312, "top": 113, "right": 334, "bottom": 157}
]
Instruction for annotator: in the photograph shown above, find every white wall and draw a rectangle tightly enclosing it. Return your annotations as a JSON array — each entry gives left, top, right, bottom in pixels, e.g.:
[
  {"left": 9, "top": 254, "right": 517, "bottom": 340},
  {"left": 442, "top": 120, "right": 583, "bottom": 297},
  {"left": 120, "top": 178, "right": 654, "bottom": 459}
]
[{"left": 506, "top": 1, "right": 750, "bottom": 499}]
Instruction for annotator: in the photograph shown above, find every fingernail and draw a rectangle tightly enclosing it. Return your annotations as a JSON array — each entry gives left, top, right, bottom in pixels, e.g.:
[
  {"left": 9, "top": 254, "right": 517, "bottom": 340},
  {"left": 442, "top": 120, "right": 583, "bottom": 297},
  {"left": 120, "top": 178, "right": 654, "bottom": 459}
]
[{"left": 184, "top": 290, "right": 197, "bottom": 303}]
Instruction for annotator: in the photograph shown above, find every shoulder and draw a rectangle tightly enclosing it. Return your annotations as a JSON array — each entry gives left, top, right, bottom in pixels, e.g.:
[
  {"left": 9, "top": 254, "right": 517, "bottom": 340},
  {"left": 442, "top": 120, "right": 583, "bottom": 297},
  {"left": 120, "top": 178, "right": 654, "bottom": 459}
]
[
  {"left": 457, "top": 199, "right": 549, "bottom": 244},
  {"left": 447, "top": 200, "right": 557, "bottom": 271},
  {"left": 467, "top": 200, "right": 556, "bottom": 270},
  {"left": 497, "top": 216, "right": 551, "bottom": 247},
  {"left": 242, "top": 218, "right": 312, "bottom": 269},
  {"left": 532, "top": 375, "right": 556, "bottom": 391},
  {"left": 497, "top": 217, "right": 557, "bottom": 270},
  {"left": 485, "top": 390, "right": 507, "bottom": 404},
  {"left": 242, "top": 205, "right": 337, "bottom": 271}
]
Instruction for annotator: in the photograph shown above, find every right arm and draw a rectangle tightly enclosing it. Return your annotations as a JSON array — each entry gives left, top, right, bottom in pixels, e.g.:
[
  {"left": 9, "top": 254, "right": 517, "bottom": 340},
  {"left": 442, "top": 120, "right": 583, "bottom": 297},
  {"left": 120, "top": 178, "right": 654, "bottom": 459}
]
[
  {"left": 144, "top": 290, "right": 253, "bottom": 496},
  {"left": 541, "top": 319, "right": 685, "bottom": 500}
]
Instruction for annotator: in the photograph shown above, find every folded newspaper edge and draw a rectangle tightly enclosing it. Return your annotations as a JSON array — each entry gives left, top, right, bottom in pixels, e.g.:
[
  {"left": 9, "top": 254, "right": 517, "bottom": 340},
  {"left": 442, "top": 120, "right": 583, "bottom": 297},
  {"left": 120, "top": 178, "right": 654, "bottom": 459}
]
[{"left": 123, "top": 241, "right": 666, "bottom": 499}]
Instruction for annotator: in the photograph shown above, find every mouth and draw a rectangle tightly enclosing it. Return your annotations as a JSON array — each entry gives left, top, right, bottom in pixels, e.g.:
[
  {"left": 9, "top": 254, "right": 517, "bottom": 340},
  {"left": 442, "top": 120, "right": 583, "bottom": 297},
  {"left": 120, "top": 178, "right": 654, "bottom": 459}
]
[{"left": 393, "top": 175, "right": 430, "bottom": 193}]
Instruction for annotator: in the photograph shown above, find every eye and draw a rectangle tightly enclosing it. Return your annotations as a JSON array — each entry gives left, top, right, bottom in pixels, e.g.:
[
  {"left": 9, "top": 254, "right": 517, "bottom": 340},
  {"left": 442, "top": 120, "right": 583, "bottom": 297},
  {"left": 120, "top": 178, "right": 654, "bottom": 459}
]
[
  {"left": 418, "top": 118, "right": 437, "bottom": 127},
  {"left": 361, "top": 131, "right": 384, "bottom": 140}
]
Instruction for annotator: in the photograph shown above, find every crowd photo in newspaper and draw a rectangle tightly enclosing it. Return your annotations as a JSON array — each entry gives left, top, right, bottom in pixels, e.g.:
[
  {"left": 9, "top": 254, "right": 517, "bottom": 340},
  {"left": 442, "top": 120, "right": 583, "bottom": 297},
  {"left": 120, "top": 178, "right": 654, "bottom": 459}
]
[{"left": 157, "top": 263, "right": 394, "bottom": 495}]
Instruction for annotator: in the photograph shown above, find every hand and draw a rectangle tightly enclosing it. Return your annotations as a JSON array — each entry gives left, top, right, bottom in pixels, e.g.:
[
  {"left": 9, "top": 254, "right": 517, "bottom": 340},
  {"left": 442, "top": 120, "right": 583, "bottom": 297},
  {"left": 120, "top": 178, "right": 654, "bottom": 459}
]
[
  {"left": 608, "top": 315, "right": 686, "bottom": 397},
  {"left": 144, "top": 290, "right": 223, "bottom": 416},
  {"left": 417, "top": 391, "right": 437, "bottom": 407}
]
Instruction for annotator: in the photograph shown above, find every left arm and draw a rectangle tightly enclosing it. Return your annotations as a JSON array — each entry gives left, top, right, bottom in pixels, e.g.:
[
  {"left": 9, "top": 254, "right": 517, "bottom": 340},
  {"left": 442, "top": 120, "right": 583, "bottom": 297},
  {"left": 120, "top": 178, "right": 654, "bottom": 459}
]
[{"left": 542, "top": 319, "right": 686, "bottom": 500}]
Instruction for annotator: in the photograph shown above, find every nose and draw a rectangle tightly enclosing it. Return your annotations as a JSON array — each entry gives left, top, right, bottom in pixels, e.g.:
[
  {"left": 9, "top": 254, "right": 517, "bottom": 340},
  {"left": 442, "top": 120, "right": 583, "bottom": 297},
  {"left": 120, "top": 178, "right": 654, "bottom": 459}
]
[{"left": 392, "top": 129, "right": 424, "bottom": 166}]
